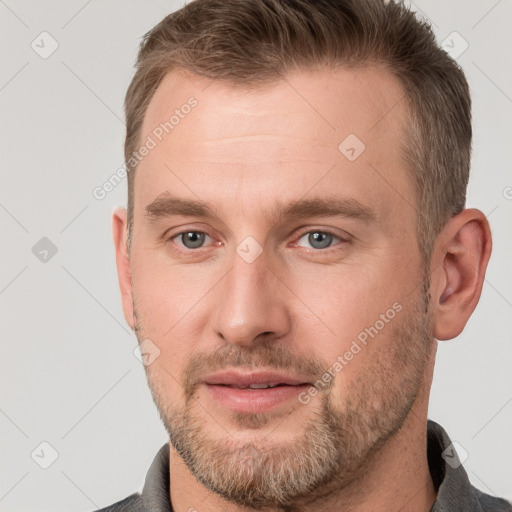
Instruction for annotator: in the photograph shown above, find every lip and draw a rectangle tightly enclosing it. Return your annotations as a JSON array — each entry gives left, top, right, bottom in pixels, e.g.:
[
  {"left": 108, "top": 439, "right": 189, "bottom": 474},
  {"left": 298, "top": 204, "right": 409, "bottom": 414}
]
[
  {"left": 203, "top": 370, "right": 310, "bottom": 387},
  {"left": 202, "top": 370, "right": 312, "bottom": 414}
]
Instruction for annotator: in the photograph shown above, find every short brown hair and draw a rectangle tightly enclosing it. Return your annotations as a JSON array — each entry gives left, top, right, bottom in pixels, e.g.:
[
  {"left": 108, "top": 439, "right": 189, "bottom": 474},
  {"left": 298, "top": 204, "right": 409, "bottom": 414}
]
[{"left": 124, "top": 0, "right": 471, "bottom": 264}]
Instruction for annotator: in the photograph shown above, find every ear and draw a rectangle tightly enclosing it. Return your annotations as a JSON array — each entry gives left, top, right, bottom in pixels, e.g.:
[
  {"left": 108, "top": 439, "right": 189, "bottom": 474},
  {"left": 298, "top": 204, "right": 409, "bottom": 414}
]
[
  {"left": 431, "top": 208, "right": 492, "bottom": 340},
  {"left": 112, "top": 207, "right": 135, "bottom": 330}
]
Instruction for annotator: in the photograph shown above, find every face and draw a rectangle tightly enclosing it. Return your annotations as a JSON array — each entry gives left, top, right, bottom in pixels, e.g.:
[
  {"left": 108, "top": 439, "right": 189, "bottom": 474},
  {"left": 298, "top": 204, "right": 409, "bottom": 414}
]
[{"left": 122, "top": 66, "right": 435, "bottom": 508}]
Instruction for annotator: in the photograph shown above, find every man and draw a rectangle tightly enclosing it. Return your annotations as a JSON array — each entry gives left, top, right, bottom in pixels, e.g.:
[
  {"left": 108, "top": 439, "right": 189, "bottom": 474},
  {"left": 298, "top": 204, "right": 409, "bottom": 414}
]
[{"left": 99, "top": 0, "right": 511, "bottom": 510}]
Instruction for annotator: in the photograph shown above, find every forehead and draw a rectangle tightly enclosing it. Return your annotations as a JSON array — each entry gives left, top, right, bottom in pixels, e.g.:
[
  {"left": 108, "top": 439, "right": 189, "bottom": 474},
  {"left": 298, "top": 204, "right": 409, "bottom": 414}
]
[{"left": 135, "top": 65, "right": 414, "bottom": 227}]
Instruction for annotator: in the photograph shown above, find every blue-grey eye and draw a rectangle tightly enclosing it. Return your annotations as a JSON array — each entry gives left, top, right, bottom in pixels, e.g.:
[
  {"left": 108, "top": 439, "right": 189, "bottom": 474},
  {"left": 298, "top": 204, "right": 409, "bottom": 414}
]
[
  {"left": 174, "top": 231, "right": 210, "bottom": 249},
  {"left": 297, "top": 231, "right": 340, "bottom": 250}
]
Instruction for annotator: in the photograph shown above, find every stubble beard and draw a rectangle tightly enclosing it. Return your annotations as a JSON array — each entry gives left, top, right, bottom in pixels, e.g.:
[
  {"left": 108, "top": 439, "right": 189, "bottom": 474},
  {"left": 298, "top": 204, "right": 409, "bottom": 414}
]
[{"left": 135, "top": 276, "right": 434, "bottom": 510}]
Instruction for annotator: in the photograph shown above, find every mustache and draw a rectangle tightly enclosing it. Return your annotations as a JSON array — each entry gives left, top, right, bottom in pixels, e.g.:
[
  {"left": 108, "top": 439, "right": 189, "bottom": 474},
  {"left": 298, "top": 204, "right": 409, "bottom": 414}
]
[{"left": 181, "top": 342, "right": 330, "bottom": 402}]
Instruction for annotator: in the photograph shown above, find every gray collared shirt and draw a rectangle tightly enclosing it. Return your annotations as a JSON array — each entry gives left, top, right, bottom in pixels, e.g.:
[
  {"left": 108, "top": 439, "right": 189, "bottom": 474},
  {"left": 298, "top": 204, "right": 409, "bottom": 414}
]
[{"left": 94, "top": 420, "right": 512, "bottom": 511}]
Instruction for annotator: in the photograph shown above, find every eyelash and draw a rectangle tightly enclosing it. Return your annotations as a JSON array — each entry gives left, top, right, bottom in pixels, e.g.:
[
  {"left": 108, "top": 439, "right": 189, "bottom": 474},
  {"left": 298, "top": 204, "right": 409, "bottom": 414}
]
[{"left": 167, "top": 228, "right": 349, "bottom": 254}]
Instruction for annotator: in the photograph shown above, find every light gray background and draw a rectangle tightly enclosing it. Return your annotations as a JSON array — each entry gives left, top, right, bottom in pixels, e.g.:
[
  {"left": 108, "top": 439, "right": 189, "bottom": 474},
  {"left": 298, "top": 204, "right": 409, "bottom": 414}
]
[{"left": 1, "top": 1, "right": 511, "bottom": 511}]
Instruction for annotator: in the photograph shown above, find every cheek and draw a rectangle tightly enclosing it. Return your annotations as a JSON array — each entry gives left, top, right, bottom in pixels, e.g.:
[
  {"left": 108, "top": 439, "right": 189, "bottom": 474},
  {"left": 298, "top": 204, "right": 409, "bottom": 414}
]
[
  {"left": 138, "top": 312, "right": 197, "bottom": 408},
  {"left": 290, "top": 262, "right": 404, "bottom": 335},
  {"left": 131, "top": 245, "right": 215, "bottom": 333},
  {"left": 145, "top": 361, "right": 185, "bottom": 415},
  {"left": 287, "top": 259, "right": 414, "bottom": 389},
  {"left": 131, "top": 259, "right": 211, "bottom": 397}
]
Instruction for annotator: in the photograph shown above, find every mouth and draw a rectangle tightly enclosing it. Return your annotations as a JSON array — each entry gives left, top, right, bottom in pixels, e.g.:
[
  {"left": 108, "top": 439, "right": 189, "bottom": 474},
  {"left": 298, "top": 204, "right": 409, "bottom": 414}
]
[
  {"left": 219, "top": 383, "right": 288, "bottom": 389},
  {"left": 202, "top": 370, "right": 312, "bottom": 414}
]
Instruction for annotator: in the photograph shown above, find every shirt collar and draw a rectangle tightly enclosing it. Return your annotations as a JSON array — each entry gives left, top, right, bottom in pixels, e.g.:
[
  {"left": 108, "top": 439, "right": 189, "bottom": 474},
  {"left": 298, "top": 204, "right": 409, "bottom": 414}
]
[
  {"left": 141, "top": 442, "right": 173, "bottom": 512},
  {"left": 427, "top": 419, "right": 485, "bottom": 512}
]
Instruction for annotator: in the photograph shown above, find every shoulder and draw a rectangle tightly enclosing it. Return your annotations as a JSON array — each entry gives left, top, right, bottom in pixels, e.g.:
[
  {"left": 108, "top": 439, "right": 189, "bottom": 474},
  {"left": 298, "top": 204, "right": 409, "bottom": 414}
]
[
  {"left": 473, "top": 487, "right": 512, "bottom": 512},
  {"left": 90, "top": 492, "right": 144, "bottom": 512},
  {"left": 427, "top": 420, "right": 512, "bottom": 512}
]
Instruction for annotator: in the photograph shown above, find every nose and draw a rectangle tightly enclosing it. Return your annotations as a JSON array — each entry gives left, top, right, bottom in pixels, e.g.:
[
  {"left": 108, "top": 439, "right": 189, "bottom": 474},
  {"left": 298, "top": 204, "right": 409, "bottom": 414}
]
[{"left": 211, "top": 245, "right": 291, "bottom": 348}]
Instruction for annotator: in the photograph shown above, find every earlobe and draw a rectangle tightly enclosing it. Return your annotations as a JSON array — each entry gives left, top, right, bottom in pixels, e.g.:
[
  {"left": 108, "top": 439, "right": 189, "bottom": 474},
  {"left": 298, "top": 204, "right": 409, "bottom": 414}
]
[
  {"left": 433, "top": 209, "right": 492, "bottom": 341},
  {"left": 112, "top": 207, "right": 135, "bottom": 330}
]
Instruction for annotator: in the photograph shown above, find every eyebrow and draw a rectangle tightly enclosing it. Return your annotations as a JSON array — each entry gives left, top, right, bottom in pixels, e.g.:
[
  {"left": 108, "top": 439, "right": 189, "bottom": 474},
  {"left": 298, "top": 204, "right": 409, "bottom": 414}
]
[{"left": 145, "top": 193, "right": 376, "bottom": 225}]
